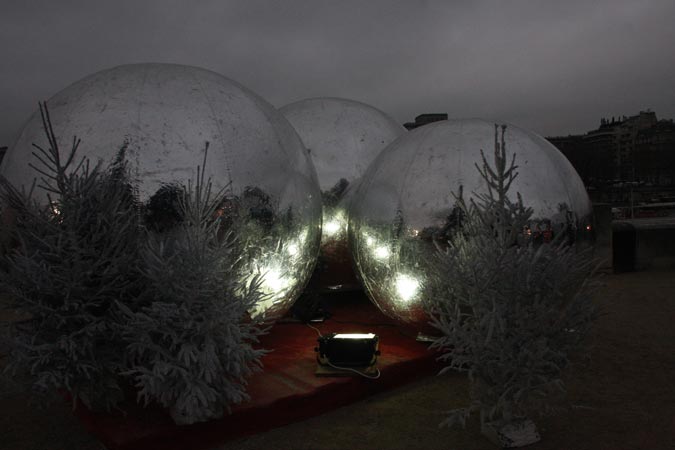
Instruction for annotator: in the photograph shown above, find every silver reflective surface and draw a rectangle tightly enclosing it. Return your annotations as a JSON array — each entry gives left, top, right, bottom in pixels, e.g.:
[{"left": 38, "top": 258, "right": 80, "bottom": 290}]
[
  {"left": 1, "top": 63, "right": 322, "bottom": 320},
  {"left": 349, "top": 119, "right": 593, "bottom": 327},
  {"left": 280, "top": 97, "right": 405, "bottom": 289}
]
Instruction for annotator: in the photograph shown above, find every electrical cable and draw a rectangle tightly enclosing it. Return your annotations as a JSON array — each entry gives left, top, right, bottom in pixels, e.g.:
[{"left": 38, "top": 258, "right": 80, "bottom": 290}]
[
  {"left": 306, "top": 323, "right": 323, "bottom": 338},
  {"left": 326, "top": 361, "right": 381, "bottom": 380}
]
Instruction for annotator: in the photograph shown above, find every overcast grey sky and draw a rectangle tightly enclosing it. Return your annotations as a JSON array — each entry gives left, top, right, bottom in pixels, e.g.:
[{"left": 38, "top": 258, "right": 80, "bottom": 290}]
[{"left": 1, "top": 0, "right": 674, "bottom": 147}]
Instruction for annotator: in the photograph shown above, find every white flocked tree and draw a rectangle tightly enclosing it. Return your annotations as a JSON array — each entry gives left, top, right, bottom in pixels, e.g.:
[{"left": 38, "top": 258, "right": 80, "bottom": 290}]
[
  {"left": 425, "top": 124, "right": 599, "bottom": 446},
  {"left": 119, "top": 149, "right": 269, "bottom": 424},
  {"left": 0, "top": 103, "right": 268, "bottom": 424}
]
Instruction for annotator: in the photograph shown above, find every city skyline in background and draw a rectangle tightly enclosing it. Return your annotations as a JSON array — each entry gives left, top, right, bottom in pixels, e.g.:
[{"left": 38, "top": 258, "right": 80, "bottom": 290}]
[{"left": 2, "top": 0, "right": 675, "bottom": 147}]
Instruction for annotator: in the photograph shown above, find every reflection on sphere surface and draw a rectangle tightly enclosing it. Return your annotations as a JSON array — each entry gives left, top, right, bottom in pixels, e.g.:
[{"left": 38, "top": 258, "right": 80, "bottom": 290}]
[
  {"left": 349, "top": 119, "right": 593, "bottom": 328},
  {"left": 281, "top": 97, "right": 405, "bottom": 289},
  {"left": 1, "top": 63, "right": 322, "bottom": 320}
]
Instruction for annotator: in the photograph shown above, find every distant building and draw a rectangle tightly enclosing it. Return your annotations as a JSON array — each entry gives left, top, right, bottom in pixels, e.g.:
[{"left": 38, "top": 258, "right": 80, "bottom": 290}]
[
  {"left": 547, "top": 134, "right": 603, "bottom": 183},
  {"left": 404, "top": 113, "right": 448, "bottom": 130},
  {"left": 634, "top": 119, "right": 675, "bottom": 185},
  {"left": 547, "top": 111, "right": 675, "bottom": 187}
]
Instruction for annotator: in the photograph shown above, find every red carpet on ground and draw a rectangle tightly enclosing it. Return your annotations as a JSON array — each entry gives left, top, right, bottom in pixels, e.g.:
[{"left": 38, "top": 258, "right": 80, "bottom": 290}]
[{"left": 72, "top": 292, "right": 442, "bottom": 450}]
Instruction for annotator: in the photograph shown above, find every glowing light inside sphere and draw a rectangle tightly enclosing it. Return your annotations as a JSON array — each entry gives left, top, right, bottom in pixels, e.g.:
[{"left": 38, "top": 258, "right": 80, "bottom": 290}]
[
  {"left": 1, "top": 63, "right": 322, "bottom": 321},
  {"left": 322, "top": 209, "right": 346, "bottom": 238},
  {"left": 286, "top": 243, "right": 299, "bottom": 257},
  {"left": 394, "top": 273, "right": 421, "bottom": 303},
  {"left": 349, "top": 119, "right": 593, "bottom": 328},
  {"left": 261, "top": 263, "right": 292, "bottom": 295},
  {"left": 281, "top": 97, "right": 405, "bottom": 289},
  {"left": 373, "top": 245, "right": 391, "bottom": 260}
]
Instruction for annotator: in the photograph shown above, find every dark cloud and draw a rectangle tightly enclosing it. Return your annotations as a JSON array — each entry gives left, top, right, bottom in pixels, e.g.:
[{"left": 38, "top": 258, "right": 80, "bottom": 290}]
[{"left": 1, "top": 0, "right": 674, "bottom": 146}]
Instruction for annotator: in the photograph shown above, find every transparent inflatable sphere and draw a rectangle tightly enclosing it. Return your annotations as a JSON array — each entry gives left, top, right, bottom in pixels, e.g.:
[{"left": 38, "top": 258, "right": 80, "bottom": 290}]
[
  {"left": 348, "top": 119, "right": 593, "bottom": 328},
  {"left": 280, "top": 97, "right": 405, "bottom": 289},
  {"left": 1, "top": 63, "right": 322, "bottom": 321}
]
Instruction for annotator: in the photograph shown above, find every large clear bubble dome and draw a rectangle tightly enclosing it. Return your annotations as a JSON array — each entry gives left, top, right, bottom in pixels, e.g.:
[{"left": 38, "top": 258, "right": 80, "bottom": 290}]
[
  {"left": 348, "top": 119, "right": 593, "bottom": 328},
  {"left": 1, "top": 63, "right": 322, "bottom": 321},
  {"left": 280, "top": 97, "right": 405, "bottom": 289}
]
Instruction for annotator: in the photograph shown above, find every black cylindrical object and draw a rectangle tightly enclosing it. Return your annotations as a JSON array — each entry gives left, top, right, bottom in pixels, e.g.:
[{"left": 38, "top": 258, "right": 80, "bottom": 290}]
[{"left": 612, "top": 221, "right": 636, "bottom": 273}]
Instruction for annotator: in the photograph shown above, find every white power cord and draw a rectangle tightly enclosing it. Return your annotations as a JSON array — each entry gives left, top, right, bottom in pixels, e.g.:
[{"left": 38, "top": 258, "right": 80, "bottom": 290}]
[
  {"left": 326, "top": 360, "right": 381, "bottom": 379},
  {"left": 307, "top": 323, "right": 323, "bottom": 338}
]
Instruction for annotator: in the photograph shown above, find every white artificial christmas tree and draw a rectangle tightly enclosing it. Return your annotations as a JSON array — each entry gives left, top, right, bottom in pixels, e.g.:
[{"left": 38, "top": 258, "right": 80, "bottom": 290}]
[
  {"left": 0, "top": 104, "right": 268, "bottom": 424},
  {"left": 426, "top": 125, "right": 598, "bottom": 447}
]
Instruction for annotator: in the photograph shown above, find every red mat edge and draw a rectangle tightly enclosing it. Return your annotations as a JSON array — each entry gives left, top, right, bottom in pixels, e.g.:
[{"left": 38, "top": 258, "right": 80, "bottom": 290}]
[{"left": 71, "top": 350, "right": 441, "bottom": 450}]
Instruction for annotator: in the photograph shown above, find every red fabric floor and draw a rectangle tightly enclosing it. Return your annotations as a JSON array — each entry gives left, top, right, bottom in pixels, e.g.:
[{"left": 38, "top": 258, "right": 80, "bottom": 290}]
[{"left": 73, "top": 292, "right": 442, "bottom": 450}]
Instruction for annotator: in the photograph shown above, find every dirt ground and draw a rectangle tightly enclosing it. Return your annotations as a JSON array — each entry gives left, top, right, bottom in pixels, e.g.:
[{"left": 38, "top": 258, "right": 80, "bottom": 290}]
[{"left": 1, "top": 262, "right": 674, "bottom": 450}]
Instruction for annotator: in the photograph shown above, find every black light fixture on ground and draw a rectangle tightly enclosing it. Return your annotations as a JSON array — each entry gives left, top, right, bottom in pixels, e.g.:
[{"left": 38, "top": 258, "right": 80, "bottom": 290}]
[{"left": 315, "top": 332, "right": 381, "bottom": 378}]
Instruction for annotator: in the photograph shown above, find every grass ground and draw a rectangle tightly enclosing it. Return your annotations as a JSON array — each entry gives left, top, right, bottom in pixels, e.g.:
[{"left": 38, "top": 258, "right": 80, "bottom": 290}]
[{"left": 1, "top": 258, "right": 674, "bottom": 450}]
